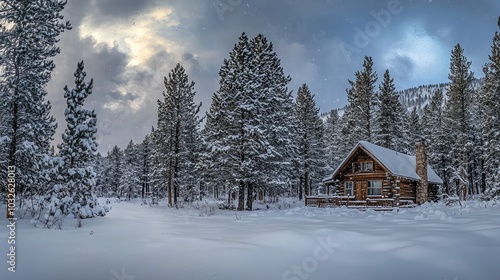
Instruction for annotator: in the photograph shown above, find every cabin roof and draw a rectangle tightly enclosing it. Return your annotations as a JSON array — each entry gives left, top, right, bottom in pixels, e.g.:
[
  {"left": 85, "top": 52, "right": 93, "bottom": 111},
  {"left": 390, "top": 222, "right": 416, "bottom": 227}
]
[{"left": 324, "top": 141, "right": 444, "bottom": 184}]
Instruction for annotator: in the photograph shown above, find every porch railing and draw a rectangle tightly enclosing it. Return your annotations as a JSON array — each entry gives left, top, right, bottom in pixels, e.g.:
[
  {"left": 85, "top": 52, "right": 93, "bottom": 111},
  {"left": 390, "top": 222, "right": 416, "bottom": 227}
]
[{"left": 304, "top": 195, "right": 415, "bottom": 209}]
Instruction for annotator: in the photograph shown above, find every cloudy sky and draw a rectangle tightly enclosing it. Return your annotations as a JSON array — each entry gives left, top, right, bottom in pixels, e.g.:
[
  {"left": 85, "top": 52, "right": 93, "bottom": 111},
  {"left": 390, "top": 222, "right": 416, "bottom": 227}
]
[{"left": 46, "top": 0, "right": 500, "bottom": 154}]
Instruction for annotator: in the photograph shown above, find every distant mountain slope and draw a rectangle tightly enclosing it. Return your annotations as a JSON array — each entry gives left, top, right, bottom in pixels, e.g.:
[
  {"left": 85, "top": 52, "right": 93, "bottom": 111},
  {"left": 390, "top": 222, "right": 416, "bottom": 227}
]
[
  {"left": 398, "top": 78, "right": 483, "bottom": 115},
  {"left": 321, "top": 78, "right": 484, "bottom": 119}
]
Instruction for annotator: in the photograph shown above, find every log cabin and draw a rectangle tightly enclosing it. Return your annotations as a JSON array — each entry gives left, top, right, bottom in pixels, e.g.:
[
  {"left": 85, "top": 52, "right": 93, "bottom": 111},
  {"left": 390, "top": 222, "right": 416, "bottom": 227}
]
[{"left": 305, "top": 140, "right": 443, "bottom": 209}]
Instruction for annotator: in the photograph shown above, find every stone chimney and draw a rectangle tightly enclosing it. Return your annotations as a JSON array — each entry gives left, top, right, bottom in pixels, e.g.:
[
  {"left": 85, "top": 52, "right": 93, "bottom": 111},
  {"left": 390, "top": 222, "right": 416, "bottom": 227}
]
[{"left": 415, "top": 139, "right": 428, "bottom": 205}]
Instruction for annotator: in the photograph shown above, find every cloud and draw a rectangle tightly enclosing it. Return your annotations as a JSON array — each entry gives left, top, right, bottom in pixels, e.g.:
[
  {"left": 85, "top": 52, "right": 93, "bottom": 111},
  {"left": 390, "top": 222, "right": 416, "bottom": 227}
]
[
  {"left": 382, "top": 23, "right": 448, "bottom": 86},
  {"left": 92, "top": 0, "right": 154, "bottom": 17},
  {"left": 79, "top": 6, "right": 181, "bottom": 68},
  {"left": 45, "top": 0, "right": 500, "bottom": 153}
]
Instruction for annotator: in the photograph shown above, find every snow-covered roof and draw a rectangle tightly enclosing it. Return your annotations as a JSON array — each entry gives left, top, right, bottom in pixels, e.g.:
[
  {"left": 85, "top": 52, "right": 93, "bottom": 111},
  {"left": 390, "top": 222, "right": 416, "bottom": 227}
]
[{"left": 325, "top": 141, "right": 443, "bottom": 184}]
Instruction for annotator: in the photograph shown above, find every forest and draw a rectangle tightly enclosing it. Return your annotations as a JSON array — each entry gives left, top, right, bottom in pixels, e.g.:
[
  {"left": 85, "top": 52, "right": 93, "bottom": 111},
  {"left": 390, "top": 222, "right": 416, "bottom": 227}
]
[{"left": 1, "top": 1, "right": 499, "bottom": 228}]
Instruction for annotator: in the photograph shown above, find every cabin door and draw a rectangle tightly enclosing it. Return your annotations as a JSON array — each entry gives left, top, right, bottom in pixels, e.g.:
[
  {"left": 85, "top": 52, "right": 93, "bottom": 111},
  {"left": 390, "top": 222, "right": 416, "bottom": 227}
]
[{"left": 355, "top": 181, "right": 367, "bottom": 201}]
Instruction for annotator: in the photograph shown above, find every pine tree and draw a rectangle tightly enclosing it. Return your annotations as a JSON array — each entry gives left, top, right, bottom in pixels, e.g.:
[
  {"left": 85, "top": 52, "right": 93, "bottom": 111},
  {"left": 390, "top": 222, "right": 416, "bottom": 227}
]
[
  {"left": 204, "top": 33, "right": 294, "bottom": 209},
  {"left": 106, "top": 145, "right": 123, "bottom": 199},
  {"left": 324, "top": 109, "right": 342, "bottom": 172},
  {"left": 93, "top": 152, "right": 106, "bottom": 197},
  {"left": 122, "top": 140, "right": 140, "bottom": 201},
  {"left": 340, "top": 56, "right": 378, "bottom": 156},
  {"left": 203, "top": 90, "right": 234, "bottom": 205},
  {"left": 374, "top": 70, "right": 408, "bottom": 151},
  {"left": 480, "top": 17, "right": 500, "bottom": 198},
  {"left": 0, "top": 0, "right": 71, "bottom": 218},
  {"left": 205, "top": 33, "right": 261, "bottom": 210},
  {"left": 156, "top": 63, "right": 202, "bottom": 206},
  {"left": 406, "top": 107, "right": 421, "bottom": 154},
  {"left": 421, "top": 90, "right": 451, "bottom": 194},
  {"left": 444, "top": 44, "right": 475, "bottom": 199},
  {"left": 138, "top": 133, "right": 154, "bottom": 199},
  {"left": 295, "top": 84, "right": 326, "bottom": 197},
  {"left": 52, "top": 61, "right": 103, "bottom": 219},
  {"left": 247, "top": 34, "right": 295, "bottom": 205}
]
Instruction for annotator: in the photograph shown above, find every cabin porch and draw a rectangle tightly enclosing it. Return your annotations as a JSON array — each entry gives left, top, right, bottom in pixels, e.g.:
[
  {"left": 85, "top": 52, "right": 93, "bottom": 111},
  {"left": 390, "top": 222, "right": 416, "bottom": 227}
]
[{"left": 304, "top": 195, "right": 415, "bottom": 210}]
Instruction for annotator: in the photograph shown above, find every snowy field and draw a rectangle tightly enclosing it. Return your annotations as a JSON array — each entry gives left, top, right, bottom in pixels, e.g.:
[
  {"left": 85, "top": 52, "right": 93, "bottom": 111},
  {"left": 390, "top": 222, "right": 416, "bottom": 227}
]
[{"left": 1, "top": 199, "right": 500, "bottom": 280}]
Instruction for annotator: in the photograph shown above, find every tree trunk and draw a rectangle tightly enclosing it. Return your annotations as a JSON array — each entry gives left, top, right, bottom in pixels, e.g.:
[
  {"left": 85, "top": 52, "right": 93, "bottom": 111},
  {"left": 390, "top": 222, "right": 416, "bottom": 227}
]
[
  {"left": 246, "top": 182, "right": 253, "bottom": 211},
  {"left": 304, "top": 171, "right": 310, "bottom": 196},
  {"left": 167, "top": 159, "right": 173, "bottom": 207},
  {"left": 481, "top": 159, "right": 486, "bottom": 194},
  {"left": 299, "top": 176, "right": 303, "bottom": 200},
  {"left": 238, "top": 181, "right": 245, "bottom": 211}
]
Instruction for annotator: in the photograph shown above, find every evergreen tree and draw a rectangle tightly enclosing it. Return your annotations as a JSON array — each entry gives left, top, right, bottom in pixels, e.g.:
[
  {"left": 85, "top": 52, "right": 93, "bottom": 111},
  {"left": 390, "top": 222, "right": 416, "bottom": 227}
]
[
  {"left": 340, "top": 56, "right": 378, "bottom": 156},
  {"left": 480, "top": 17, "right": 500, "bottom": 198},
  {"left": 204, "top": 33, "right": 294, "bottom": 209},
  {"left": 374, "top": 70, "right": 408, "bottom": 152},
  {"left": 93, "top": 153, "right": 107, "bottom": 197},
  {"left": 444, "top": 44, "right": 475, "bottom": 198},
  {"left": 156, "top": 63, "right": 202, "bottom": 206},
  {"left": 204, "top": 33, "right": 261, "bottom": 210},
  {"left": 406, "top": 107, "right": 421, "bottom": 154},
  {"left": 106, "top": 146, "right": 123, "bottom": 199},
  {"left": 203, "top": 90, "right": 234, "bottom": 205},
  {"left": 0, "top": 0, "right": 71, "bottom": 218},
  {"left": 50, "top": 61, "right": 103, "bottom": 219},
  {"left": 248, "top": 34, "right": 296, "bottom": 206},
  {"left": 295, "top": 84, "right": 326, "bottom": 197},
  {"left": 324, "top": 109, "right": 342, "bottom": 172},
  {"left": 421, "top": 90, "right": 451, "bottom": 194},
  {"left": 123, "top": 140, "right": 140, "bottom": 201},
  {"left": 138, "top": 133, "right": 154, "bottom": 199}
]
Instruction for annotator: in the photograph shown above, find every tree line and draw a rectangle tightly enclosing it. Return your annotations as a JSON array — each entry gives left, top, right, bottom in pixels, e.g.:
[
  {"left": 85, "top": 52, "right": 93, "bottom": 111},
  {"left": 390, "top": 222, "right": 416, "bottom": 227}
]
[
  {"left": 0, "top": 1, "right": 108, "bottom": 228},
  {"left": 1, "top": 0, "right": 499, "bottom": 224},
  {"left": 97, "top": 19, "right": 500, "bottom": 209}
]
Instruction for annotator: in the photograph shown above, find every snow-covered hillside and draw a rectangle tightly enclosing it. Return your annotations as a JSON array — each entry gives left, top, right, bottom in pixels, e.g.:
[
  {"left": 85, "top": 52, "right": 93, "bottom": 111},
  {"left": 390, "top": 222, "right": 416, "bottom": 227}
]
[
  {"left": 1, "top": 199, "right": 499, "bottom": 280},
  {"left": 398, "top": 78, "right": 484, "bottom": 115},
  {"left": 321, "top": 78, "right": 484, "bottom": 118}
]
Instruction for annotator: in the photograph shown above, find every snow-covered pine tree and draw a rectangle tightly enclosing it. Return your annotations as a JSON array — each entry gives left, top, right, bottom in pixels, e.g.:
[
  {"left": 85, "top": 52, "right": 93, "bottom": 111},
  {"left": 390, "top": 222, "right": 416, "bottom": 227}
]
[
  {"left": 406, "top": 107, "right": 421, "bottom": 154},
  {"left": 247, "top": 34, "right": 296, "bottom": 206},
  {"left": 480, "top": 17, "right": 500, "bottom": 198},
  {"left": 0, "top": 0, "right": 71, "bottom": 218},
  {"left": 177, "top": 89, "right": 203, "bottom": 204},
  {"left": 106, "top": 145, "right": 123, "bottom": 199},
  {"left": 156, "top": 63, "right": 202, "bottom": 206},
  {"left": 122, "top": 140, "right": 141, "bottom": 201},
  {"left": 204, "top": 33, "right": 295, "bottom": 209},
  {"left": 203, "top": 90, "right": 234, "bottom": 205},
  {"left": 53, "top": 61, "right": 104, "bottom": 220},
  {"left": 149, "top": 127, "right": 165, "bottom": 199},
  {"left": 340, "top": 56, "right": 378, "bottom": 156},
  {"left": 443, "top": 44, "right": 475, "bottom": 199},
  {"left": 374, "top": 69, "right": 408, "bottom": 152},
  {"left": 324, "top": 109, "right": 342, "bottom": 174},
  {"left": 421, "top": 90, "right": 452, "bottom": 194},
  {"left": 295, "top": 84, "right": 327, "bottom": 197},
  {"left": 138, "top": 133, "right": 154, "bottom": 199},
  {"left": 204, "top": 33, "right": 261, "bottom": 210},
  {"left": 93, "top": 152, "right": 107, "bottom": 197}
]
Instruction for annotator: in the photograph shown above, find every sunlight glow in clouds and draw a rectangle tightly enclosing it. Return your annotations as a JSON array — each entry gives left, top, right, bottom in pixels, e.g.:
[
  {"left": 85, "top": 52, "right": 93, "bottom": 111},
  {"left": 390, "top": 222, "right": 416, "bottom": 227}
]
[
  {"left": 79, "top": 7, "right": 180, "bottom": 68},
  {"left": 78, "top": 6, "right": 186, "bottom": 112},
  {"left": 383, "top": 24, "right": 448, "bottom": 83}
]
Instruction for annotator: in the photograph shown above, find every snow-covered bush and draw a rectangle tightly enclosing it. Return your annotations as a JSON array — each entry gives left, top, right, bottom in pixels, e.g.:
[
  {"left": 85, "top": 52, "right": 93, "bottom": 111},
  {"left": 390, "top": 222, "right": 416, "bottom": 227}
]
[
  {"left": 193, "top": 201, "right": 219, "bottom": 217},
  {"left": 103, "top": 204, "right": 112, "bottom": 212},
  {"left": 43, "top": 184, "right": 72, "bottom": 229}
]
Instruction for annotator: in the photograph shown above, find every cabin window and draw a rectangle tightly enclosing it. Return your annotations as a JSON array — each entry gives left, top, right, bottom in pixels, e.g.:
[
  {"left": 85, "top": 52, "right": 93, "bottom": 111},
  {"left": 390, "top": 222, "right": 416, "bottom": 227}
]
[
  {"left": 362, "top": 161, "right": 373, "bottom": 172},
  {"left": 368, "top": 180, "right": 382, "bottom": 195},
  {"left": 353, "top": 162, "right": 361, "bottom": 172},
  {"left": 344, "top": 181, "right": 354, "bottom": 196},
  {"left": 353, "top": 161, "right": 373, "bottom": 172}
]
